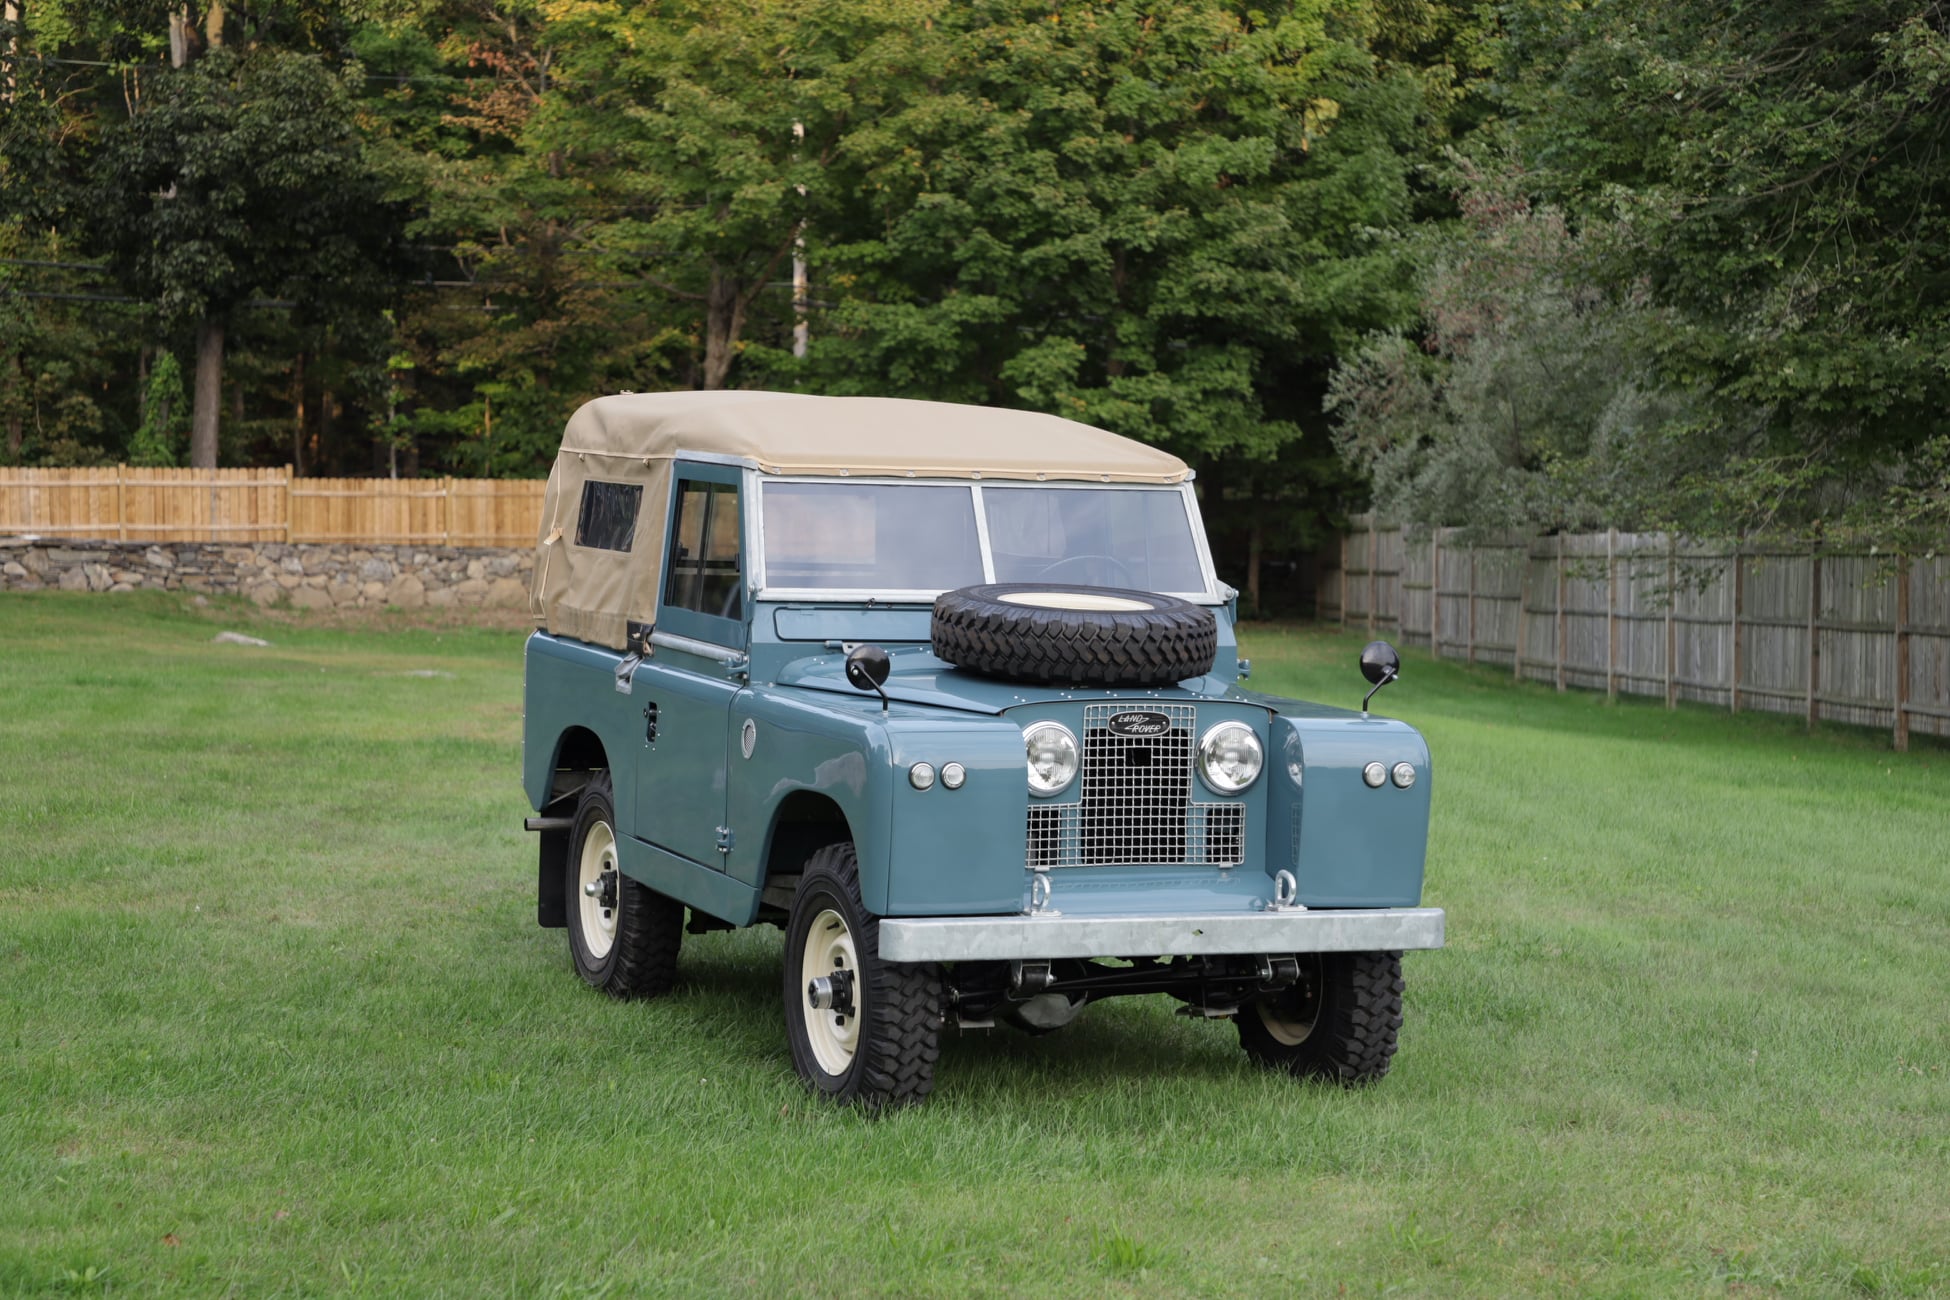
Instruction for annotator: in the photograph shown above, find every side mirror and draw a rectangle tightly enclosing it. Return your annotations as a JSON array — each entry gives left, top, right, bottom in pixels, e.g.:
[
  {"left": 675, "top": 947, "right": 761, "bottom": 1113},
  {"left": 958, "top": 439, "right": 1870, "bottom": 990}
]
[
  {"left": 845, "top": 644, "right": 892, "bottom": 712},
  {"left": 1359, "top": 640, "right": 1400, "bottom": 714}
]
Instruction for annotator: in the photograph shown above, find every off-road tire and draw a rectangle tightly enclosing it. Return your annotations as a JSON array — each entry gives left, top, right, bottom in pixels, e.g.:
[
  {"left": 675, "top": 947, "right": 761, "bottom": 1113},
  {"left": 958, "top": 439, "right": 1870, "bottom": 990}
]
[
  {"left": 566, "top": 772, "right": 683, "bottom": 998},
  {"left": 1236, "top": 951, "right": 1404, "bottom": 1085},
  {"left": 931, "top": 583, "right": 1217, "bottom": 686},
  {"left": 783, "top": 843, "right": 943, "bottom": 1110}
]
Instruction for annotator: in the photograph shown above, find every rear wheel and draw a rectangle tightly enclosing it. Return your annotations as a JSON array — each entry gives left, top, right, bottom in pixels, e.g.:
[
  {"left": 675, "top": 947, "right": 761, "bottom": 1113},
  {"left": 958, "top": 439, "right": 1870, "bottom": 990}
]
[
  {"left": 566, "top": 772, "right": 683, "bottom": 998},
  {"left": 1236, "top": 951, "right": 1403, "bottom": 1085},
  {"left": 783, "top": 843, "right": 943, "bottom": 1109}
]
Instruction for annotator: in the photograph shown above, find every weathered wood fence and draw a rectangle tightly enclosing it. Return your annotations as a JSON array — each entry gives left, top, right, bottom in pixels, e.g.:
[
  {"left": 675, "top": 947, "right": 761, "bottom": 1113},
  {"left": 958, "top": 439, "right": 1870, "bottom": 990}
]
[
  {"left": 0, "top": 467, "right": 546, "bottom": 546},
  {"left": 1317, "top": 514, "right": 1950, "bottom": 750}
]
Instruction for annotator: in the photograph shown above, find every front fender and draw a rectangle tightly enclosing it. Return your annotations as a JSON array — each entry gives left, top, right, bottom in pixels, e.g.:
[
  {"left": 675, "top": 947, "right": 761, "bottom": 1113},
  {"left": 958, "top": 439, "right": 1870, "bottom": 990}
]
[
  {"left": 723, "top": 688, "right": 892, "bottom": 909},
  {"left": 1284, "top": 714, "right": 1431, "bottom": 907}
]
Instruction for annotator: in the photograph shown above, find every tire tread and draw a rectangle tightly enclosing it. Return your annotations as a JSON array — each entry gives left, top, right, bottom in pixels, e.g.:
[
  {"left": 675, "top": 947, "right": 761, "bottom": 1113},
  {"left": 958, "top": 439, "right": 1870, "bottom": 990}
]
[{"left": 932, "top": 584, "right": 1218, "bottom": 686}]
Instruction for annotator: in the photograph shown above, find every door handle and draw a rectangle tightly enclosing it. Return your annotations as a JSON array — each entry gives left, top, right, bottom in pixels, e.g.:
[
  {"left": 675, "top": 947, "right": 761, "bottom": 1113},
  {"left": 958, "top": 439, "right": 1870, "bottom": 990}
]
[{"left": 643, "top": 701, "right": 659, "bottom": 744}]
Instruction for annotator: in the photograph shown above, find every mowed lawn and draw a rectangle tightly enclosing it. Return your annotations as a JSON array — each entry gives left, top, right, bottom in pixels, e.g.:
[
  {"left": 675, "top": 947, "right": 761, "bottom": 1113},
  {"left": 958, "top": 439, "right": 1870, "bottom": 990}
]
[{"left": 2, "top": 593, "right": 1946, "bottom": 1298}]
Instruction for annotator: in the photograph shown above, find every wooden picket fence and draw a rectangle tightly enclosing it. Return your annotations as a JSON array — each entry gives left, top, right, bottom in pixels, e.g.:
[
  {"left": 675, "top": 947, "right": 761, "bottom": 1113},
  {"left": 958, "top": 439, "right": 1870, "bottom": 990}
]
[
  {"left": 0, "top": 467, "right": 546, "bottom": 547},
  {"left": 1319, "top": 514, "right": 1950, "bottom": 750}
]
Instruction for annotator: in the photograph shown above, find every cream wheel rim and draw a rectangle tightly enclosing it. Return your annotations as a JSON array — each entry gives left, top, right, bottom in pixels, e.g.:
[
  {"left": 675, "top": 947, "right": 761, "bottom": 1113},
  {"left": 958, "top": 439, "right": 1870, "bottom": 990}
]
[
  {"left": 1256, "top": 999, "right": 1317, "bottom": 1047},
  {"left": 996, "top": 591, "right": 1154, "bottom": 612},
  {"left": 1256, "top": 960, "right": 1321, "bottom": 1046},
  {"left": 576, "top": 820, "right": 619, "bottom": 961},
  {"left": 801, "top": 908, "right": 861, "bottom": 1076}
]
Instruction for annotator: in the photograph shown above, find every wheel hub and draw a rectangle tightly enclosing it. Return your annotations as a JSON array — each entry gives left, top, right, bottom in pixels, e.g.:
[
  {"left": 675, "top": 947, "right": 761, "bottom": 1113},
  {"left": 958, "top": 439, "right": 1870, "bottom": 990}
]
[
  {"left": 806, "top": 969, "right": 855, "bottom": 1016},
  {"left": 582, "top": 869, "right": 618, "bottom": 911}
]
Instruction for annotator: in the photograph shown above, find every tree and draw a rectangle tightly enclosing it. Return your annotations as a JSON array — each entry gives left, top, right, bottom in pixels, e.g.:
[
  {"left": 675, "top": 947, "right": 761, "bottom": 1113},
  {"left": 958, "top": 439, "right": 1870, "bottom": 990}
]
[
  {"left": 1494, "top": 0, "right": 1950, "bottom": 538},
  {"left": 1329, "top": 168, "right": 1709, "bottom": 537},
  {"left": 531, "top": 0, "right": 946, "bottom": 391},
  {"left": 753, "top": 1, "right": 1428, "bottom": 599},
  {"left": 87, "top": 47, "right": 405, "bottom": 466},
  {"left": 128, "top": 349, "right": 187, "bottom": 465}
]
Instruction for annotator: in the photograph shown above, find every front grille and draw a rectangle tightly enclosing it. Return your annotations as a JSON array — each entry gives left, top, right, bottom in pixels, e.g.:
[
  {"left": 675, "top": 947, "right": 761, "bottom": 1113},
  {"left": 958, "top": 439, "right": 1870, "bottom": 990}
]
[{"left": 1024, "top": 704, "right": 1247, "bottom": 868}]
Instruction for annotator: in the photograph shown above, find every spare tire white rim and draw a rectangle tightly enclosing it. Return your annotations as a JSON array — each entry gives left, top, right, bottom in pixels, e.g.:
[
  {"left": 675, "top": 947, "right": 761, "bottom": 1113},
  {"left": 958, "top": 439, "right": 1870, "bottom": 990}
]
[
  {"left": 996, "top": 591, "right": 1155, "bottom": 612},
  {"left": 801, "top": 908, "right": 861, "bottom": 1076}
]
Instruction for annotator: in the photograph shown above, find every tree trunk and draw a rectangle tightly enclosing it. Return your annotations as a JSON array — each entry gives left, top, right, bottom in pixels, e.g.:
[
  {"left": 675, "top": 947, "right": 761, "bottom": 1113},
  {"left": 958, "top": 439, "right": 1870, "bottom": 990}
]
[
  {"left": 700, "top": 266, "right": 748, "bottom": 390},
  {"left": 291, "top": 350, "right": 306, "bottom": 476},
  {"left": 317, "top": 385, "right": 334, "bottom": 474},
  {"left": 203, "top": 0, "right": 223, "bottom": 48},
  {"left": 7, "top": 350, "right": 25, "bottom": 458},
  {"left": 1247, "top": 520, "right": 1262, "bottom": 615},
  {"left": 191, "top": 317, "right": 223, "bottom": 468},
  {"left": 168, "top": 4, "right": 188, "bottom": 67}
]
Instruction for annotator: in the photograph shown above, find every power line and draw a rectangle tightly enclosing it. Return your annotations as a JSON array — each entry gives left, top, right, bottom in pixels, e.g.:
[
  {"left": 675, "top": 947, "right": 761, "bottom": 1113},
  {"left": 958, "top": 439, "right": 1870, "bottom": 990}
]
[
  {"left": 0, "top": 258, "right": 108, "bottom": 272},
  {"left": 20, "top": 53, "right": 490, "bottom": 86}
]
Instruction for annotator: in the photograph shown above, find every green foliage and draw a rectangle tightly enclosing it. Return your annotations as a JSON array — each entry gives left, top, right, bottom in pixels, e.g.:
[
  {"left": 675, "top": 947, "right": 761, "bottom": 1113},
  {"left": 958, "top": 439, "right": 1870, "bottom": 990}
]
[
  {"left": 88, "top": 48, "right": 404, "bottom": 331},
  {"left": 1329, "top": 168, "right": 1711, "bottom": 537},
  {"left": 773, "top": 1, "right": 1423, "bottom": 471},
  {"left": 129, "top": 351, "right": 187, "bottom": 467},
  {"left": 1477, "top": 0, "right": 1950, "bottom": 538}
]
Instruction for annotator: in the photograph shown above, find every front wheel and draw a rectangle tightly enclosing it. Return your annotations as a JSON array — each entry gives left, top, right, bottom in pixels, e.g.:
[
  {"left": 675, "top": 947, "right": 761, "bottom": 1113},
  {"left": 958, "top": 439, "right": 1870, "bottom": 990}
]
[
  {"left": 783, "top": 843, "right": 943, "bottom": 1110},
  {"left": 1236, "top": 951, "right": 1404, "bottom": 1085}
]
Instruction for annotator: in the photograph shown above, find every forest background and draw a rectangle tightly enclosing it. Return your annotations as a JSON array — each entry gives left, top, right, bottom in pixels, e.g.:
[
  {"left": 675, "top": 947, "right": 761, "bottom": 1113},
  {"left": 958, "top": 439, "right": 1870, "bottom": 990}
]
[{"left": 3, "top": 0, "right": 1946, "bottom": 610}]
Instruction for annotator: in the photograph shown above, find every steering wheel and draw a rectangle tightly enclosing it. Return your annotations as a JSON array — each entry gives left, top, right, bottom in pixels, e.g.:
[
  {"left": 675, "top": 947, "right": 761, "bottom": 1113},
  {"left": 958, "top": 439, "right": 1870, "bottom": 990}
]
[{"left": 1036, "top": 554, "right": 1137, "bottom": 587}]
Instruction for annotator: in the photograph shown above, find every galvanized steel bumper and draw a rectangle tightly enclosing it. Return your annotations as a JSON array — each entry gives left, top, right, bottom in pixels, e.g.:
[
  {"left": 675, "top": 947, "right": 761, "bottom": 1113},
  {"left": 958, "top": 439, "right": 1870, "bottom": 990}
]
[{"left": 876, "top": 906, "right": 1444, "bottom": 963}]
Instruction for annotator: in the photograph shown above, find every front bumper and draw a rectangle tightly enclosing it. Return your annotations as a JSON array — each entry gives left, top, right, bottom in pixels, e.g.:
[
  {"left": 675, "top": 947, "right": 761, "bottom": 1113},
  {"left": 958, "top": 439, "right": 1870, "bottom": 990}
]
[{"left": 876, "top": 906, "right": 1444, "bottom": 963}]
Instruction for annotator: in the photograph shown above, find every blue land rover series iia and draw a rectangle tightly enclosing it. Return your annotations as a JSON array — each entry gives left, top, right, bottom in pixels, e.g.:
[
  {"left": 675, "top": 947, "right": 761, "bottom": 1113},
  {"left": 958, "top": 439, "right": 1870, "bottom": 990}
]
[{"left": 522, "top": 391, "right": 1442, "bottom": 1107}]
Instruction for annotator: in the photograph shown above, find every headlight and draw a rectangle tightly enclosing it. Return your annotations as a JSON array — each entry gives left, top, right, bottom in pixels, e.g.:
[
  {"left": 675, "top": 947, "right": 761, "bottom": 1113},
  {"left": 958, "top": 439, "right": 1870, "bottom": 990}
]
[
  {"left": 1197, "top": 721, "right": 1263, "bottom": 794},
  {"left": 1023, "top": 721, "right": 1079, "bottom": 797}
]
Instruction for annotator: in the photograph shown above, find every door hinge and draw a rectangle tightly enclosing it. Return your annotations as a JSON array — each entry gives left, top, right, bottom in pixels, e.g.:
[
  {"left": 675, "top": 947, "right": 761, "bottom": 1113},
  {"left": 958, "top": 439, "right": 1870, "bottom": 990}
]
[
  {"left": 642, "top": 700, "right": 659, "bottom": 744},
  {"left": 715, "top": 826, "right": 734, "bottom": 855},
  {"left": 613, "top": 653, "right": 641, "bottom": 694}
]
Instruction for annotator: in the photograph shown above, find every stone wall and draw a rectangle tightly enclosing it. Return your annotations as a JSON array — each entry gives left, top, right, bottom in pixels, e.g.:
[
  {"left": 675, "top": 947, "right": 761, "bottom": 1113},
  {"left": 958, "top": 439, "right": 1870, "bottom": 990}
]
[{"left": 0, "top": 537, "right": 534, "bottom": 610}]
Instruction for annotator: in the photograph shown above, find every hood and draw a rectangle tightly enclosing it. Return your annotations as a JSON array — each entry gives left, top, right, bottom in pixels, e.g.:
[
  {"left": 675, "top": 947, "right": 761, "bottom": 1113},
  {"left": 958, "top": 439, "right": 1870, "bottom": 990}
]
[{"left": 773, "top": 645, "right": 1239, "bottom": 716}]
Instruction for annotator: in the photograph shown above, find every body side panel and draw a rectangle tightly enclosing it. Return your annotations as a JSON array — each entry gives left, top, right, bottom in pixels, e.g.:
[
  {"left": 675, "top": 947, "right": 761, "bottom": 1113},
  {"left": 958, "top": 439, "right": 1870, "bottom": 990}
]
[{"left": 523, "top": 632, "right": 638, "bottom": 818}]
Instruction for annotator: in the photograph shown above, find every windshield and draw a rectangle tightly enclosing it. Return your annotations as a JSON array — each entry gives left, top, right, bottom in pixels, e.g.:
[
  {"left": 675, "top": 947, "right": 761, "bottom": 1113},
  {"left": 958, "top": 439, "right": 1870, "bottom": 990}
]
[
  {"left": 760, "top": 483, "right": 984, "bottom": 591},
  {"left": 984, "top": 487, "right": 1205, "bottom": 591},
  {"left": 759, "top": 481, "right": 1209, "bottom": 596}
]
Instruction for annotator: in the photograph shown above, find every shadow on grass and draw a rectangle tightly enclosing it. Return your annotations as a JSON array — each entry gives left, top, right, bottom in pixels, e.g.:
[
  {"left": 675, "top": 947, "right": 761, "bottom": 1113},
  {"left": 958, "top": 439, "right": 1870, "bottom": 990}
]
[{"left": 657, "top": 927, "right": 1246, "bottom": 1096}]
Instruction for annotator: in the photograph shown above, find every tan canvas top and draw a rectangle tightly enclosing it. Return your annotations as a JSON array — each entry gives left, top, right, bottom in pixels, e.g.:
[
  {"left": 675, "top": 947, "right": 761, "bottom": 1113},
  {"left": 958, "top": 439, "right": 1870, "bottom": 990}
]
[
  {"left": 558, "top": 390, "right": 1190, "bottom": 483},
  {"left": 532, "top": 391, "right": 1190, "bottom": 650}
]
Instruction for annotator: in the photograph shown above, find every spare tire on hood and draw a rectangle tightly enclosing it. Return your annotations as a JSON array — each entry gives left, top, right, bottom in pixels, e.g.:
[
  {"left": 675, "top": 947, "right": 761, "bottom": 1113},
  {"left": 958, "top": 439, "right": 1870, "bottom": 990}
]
[{"left": 931, "top": 584, "right": 1217, "bottom": 687}]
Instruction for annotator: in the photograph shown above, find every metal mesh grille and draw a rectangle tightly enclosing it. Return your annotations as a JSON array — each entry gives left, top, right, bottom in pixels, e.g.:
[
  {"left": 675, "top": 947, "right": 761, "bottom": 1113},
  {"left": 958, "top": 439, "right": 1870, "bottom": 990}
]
[{"left": 1024, "top": 704, "right": 1247, "bottom": 868}]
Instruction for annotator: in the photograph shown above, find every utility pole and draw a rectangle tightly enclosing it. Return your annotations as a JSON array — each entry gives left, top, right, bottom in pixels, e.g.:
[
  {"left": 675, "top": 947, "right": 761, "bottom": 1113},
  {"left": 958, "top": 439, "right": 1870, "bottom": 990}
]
[
  {"left": 2, "top": 1, "right": 20, "bottom": 106},
  {"left": 792, "top": 120, "right": 809, "bottom": 359}
]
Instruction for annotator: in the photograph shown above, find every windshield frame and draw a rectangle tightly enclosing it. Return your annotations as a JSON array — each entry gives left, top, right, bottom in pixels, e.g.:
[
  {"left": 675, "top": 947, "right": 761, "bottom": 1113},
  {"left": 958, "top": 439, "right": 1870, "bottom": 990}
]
[{"left": 750, "top": 476, "right": 1222, "bottom": 604}]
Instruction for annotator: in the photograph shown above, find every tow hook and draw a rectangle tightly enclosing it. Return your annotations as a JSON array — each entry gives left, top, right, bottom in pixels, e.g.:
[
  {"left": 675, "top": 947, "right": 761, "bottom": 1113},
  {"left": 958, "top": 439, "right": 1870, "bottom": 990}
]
[
  {"left": 583, "top": 869, "right": 618, "bottom": 912},
  {"left": 808, "top": 969, "right": 855, "bottom": 1016}
]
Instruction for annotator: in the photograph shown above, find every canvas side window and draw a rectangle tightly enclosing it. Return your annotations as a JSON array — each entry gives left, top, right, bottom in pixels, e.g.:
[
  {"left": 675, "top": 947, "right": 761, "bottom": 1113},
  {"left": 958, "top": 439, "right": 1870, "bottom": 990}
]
[
  {"left": 575, "top": 480, "right": 642, "bottom": 552},
  {"left": 664, "top": 480, "right": 742, "bottom": 621}
]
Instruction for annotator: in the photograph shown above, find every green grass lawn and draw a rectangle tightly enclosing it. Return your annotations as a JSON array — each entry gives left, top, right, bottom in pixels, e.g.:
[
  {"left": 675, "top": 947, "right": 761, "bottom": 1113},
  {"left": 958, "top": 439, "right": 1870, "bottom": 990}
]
[{"left": 2, "top": 593, "right": 1946, "bottom": 1298}]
